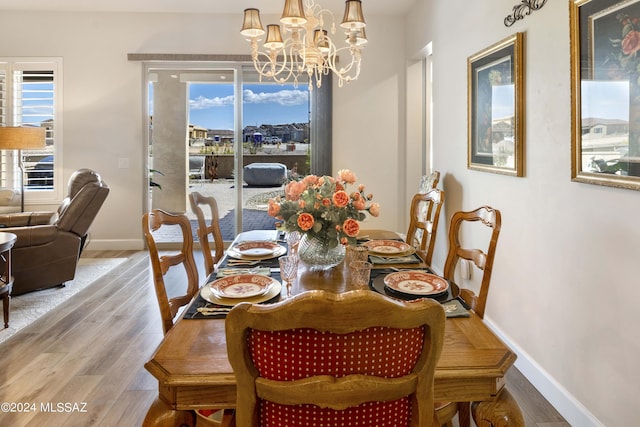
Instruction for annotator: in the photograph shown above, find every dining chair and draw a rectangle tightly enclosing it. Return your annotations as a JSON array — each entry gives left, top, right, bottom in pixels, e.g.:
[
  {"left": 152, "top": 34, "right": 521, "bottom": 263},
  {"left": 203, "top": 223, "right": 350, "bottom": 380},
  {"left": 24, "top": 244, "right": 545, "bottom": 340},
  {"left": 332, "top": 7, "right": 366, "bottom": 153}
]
[
  {"left": 418, "top": 170, "right": 440, "bottom": 194},
  {"left": 436, "top": 205, "right": 502, "bottom": 427},
  {"left": 189, "top": 191, "right": 225, "bottom": 277},
  {"left": 225, "top": 289, "right": 445, "bottom": 427},
  {"left": 142, "top": 209, "right": 199, "bottom": 335},
  {"left": 405, "top": 188, "right": 444, "bottom": 266}
]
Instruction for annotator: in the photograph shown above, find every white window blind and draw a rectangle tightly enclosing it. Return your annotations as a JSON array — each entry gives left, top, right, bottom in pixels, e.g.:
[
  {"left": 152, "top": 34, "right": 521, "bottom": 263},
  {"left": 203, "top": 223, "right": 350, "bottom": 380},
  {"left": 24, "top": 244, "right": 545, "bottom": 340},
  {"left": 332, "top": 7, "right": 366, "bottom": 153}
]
[{"left": 0, "top": 59, "right": 60, "bottom": 203}]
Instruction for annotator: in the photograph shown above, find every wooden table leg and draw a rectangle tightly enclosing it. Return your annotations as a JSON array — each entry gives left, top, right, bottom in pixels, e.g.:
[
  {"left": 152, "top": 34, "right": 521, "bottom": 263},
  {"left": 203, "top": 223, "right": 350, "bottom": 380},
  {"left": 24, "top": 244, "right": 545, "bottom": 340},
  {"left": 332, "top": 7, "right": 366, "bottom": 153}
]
[
  {"left": 142, "top": 397, "right": 195, "bottom": 427},
  {"left": 471, "top": 387, "right": 525, "bottom": 427},
  {"left": 2, "top": 291, "right": 9, "bottom": 328}
]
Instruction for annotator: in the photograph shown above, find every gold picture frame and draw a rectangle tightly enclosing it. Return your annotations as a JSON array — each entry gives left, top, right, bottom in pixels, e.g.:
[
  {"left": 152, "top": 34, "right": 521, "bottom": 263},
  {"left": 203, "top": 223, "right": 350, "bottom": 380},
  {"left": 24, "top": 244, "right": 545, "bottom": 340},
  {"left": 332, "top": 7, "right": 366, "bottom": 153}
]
[
  {"left": 468, "top": 32, "right": 525, "bottom": 176},
  {"left": 570, "top": 0, "right": 640, "bottom": 190}
]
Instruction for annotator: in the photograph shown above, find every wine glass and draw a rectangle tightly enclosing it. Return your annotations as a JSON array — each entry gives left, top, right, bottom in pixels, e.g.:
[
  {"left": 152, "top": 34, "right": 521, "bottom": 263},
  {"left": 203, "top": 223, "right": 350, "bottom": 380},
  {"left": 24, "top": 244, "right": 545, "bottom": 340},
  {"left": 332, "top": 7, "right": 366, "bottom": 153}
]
[
  {"left": 278, "top": 255, "right": 299, "bottom": 297},
  {"left": 286, "top": 231, "right": 302, "bottom": 259}
]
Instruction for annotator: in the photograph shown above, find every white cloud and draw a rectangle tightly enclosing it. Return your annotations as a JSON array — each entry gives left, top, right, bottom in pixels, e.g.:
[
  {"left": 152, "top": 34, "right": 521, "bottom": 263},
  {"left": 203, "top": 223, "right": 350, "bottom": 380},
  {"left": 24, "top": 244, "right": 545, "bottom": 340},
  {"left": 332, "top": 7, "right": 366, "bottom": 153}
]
[
  {"left": 243, "top": 89, "right": 308, "bottom": 106},
  {"left": 189, "top": 94, "right": 235, "bottom": 110},
  {"left": 189, "top": 88, "right": 308, "bottom": 110}
]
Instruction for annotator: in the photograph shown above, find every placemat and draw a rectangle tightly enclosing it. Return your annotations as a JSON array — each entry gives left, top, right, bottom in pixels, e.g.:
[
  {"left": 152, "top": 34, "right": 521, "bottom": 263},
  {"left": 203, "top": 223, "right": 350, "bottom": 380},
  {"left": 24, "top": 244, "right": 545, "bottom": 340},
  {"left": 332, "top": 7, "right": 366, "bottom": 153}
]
[{"left": 184, "top": 270, "right": 283, "bottom": 319}]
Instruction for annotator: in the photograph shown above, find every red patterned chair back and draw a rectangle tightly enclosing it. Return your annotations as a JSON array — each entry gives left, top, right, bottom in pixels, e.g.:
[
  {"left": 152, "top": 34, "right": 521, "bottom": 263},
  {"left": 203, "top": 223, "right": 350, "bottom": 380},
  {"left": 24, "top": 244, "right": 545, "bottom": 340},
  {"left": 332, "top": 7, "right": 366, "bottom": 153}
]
[{"left": 226, "top": 290, "right": 445, "bottom": 427}]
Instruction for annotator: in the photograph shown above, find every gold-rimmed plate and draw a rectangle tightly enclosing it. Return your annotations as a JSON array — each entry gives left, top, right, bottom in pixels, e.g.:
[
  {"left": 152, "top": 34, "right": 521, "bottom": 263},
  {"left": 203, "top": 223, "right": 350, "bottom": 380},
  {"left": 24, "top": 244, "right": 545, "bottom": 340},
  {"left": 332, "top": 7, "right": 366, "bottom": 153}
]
[
  {"left": 383, "top": 271, "right": 449, "bottom": 297},
  {"left": 201, "top": 278, "right": 282, "bottom": 306},
  {"left": 227, "top": 242, "right": 287, "bottom": 260},
  {"left": 234, "top": 241, "right": 281, "bottom": 257},
  {"left": 363, "top": 240, "right": 414, "bottom": 256},
  {"left": 210, "top": 274, "right": 275, "bottom": 299}
]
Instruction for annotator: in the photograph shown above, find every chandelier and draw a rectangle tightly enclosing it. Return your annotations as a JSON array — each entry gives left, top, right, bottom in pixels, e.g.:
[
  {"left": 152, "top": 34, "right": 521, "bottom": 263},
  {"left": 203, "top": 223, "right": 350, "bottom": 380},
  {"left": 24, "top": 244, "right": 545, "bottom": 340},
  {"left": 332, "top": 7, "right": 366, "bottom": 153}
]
[{"left": 240, "top": 0, "right": 367, "bottom": 90}]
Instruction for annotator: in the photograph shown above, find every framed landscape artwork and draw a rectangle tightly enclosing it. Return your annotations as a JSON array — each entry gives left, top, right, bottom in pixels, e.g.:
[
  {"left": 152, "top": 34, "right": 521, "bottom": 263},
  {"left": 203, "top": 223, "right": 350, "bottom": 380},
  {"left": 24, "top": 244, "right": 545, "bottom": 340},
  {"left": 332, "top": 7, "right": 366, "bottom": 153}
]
[
  {"left": 571, "top": 0, "right": 640, "bottom": 190},
  {"left": 467, "top": 32, "right": 525, "bottom": 176}
]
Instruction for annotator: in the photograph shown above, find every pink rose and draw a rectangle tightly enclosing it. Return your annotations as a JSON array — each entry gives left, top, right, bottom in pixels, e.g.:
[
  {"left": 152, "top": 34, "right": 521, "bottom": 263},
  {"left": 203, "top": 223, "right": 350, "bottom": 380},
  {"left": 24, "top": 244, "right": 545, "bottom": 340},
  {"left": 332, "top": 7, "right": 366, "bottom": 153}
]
[
  {"left": 285, "top": 180, "right": 306, "bottom": 201},
  {"left": 622, "top": 30, "right": 640, "bottom": 55},
  {"left": 369, "top": 203, "right": 380, "bottom": 217},
  {"left": 337, "top": 169, "right": 357, "bottom": 184}
]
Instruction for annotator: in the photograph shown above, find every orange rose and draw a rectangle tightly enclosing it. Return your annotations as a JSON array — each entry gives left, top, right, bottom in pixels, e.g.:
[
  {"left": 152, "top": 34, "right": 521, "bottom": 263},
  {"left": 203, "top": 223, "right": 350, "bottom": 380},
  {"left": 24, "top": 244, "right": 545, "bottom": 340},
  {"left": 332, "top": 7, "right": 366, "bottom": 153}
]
[
  {"left": 332, "top": 190, "right": 350, "bottom": 207},
  {"left": 342, "top": 218, "right": 360, "bottom": 237},
  {"left": 297, "top": 213, "right": 315, "bottom": 231},
  {"left": 353, "top": 198, "right": 366, "bottom": 210},
  {"left": 369, "top": 203, "right": 380, "bottom": 217},
  {"left": 267, "top": 199, "right": 280, "bottom": 217},
  {"left": 322, "top": 198, "right": 331, "bottom": 207}
]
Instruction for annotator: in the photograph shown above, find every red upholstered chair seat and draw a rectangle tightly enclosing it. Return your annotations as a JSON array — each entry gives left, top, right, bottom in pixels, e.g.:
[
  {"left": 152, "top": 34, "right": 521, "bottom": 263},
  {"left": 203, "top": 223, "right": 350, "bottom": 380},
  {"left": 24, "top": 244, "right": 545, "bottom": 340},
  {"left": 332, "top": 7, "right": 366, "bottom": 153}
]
[{"left": 248, "top": 326, "right": 424, "bottom": 426}]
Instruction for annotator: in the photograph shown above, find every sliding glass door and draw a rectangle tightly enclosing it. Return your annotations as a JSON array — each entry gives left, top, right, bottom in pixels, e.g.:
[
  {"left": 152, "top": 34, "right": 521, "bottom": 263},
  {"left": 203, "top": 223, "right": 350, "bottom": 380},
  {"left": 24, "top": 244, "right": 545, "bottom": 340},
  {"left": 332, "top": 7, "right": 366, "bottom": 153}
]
[{"left": 145, "top": 62, "right": 312, "bottom": 242}]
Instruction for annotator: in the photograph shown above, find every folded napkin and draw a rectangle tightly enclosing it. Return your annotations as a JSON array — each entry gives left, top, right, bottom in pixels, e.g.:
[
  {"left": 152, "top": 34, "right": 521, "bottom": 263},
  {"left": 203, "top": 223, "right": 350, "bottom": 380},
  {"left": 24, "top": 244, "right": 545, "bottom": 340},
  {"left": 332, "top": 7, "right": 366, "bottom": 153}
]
[
  {"left": 441, "top": 298, "right": 471, "bottom": 318},
  {"left": 216, "top": 267, "right": 271, "bottom": 278},
  {"left": 369, "top": 253, "right": 422, "bottom": 265}
]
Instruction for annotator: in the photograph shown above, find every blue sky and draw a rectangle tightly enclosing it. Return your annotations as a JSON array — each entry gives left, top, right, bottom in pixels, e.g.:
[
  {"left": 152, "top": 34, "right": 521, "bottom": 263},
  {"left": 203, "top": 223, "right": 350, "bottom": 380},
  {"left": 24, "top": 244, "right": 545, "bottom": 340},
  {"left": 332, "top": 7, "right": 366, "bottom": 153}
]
[
  {"left": 188, "top": 83, "right": 309, "bottom": 130},
  {"left": 581, "top": 80, "right": 630, "bottom": 120}
]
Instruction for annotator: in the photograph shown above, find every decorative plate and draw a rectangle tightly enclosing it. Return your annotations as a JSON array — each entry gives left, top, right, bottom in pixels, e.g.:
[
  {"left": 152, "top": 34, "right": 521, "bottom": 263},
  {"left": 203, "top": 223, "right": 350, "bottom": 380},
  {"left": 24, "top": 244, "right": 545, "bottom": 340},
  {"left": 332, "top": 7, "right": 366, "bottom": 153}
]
[
  {"left": 383, "top": 271, "right": 449, "bottom": 296},
  {"left": 210, "top": 274, "right": 276, "bottom": 299},
  {"left": 227, "top": 242, "right": 287, "bottom": 260},
  {"left": 234, "top": 241, "right": 281, "bottom": 257},
  {"left": 363, "top": 239, "right": 413, "bottom": 255},
  {"left": 200, "top": 279, "right": 282, "bottom": 306}
]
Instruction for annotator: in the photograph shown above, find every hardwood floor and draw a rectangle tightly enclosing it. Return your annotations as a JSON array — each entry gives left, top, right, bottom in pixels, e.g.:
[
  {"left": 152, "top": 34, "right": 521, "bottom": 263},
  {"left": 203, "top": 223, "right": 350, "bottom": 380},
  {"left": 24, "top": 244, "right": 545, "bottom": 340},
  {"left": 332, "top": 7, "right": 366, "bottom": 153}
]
[{"left": 0, "top": 250, "right": 570, "bottom": 427}]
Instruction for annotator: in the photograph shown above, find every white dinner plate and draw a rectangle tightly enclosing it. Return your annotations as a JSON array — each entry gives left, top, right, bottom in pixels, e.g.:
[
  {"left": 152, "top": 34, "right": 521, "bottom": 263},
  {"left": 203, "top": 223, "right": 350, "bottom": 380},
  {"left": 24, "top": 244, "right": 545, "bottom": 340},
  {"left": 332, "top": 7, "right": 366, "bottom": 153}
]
[{"left": 227, "top": 242, "right": 287, "bottom": 260}]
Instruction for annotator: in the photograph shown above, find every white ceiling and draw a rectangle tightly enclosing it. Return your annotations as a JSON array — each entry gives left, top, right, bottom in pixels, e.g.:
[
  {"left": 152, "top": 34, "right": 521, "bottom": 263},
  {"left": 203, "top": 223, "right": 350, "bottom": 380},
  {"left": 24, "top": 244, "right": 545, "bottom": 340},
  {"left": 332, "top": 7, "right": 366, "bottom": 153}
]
[{"left": 0, "top": 0, "right": 415, "bottom": 16}]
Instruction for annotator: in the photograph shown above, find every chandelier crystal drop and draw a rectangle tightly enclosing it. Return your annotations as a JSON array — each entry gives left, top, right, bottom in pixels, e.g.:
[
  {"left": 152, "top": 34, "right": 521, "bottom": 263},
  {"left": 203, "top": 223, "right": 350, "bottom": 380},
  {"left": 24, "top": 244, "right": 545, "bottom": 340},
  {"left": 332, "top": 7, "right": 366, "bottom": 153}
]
[{"left": 240, "top": 0, "right": 367, "bottom": 90}]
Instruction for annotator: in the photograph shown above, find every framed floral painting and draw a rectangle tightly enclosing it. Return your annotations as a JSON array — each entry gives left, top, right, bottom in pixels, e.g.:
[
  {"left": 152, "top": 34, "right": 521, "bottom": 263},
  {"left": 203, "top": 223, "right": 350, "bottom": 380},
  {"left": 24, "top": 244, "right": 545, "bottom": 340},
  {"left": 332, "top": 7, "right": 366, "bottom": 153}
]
[
  {"left": 571, "top": 0, "right": 640, "bottom": 190},
  {"left": 467, "top": 32, "right": 525, "bottom": 176}
]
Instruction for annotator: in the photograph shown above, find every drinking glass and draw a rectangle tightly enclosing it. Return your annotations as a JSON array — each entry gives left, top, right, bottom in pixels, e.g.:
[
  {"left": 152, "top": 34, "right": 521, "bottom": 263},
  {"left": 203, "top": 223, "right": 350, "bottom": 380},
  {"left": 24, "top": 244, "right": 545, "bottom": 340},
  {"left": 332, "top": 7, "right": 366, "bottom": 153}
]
[
  {"left": 278, "top": 255, "right": 299, "bottom": 297},
  {"left": 345, "top": 245, "right": 369, "bottom": 266},
  {"left": 349, "top": 260, "right": 372, "bottom": 289},
  {"left": 286, "top": 231, "right": 302, "bottom": 259}
]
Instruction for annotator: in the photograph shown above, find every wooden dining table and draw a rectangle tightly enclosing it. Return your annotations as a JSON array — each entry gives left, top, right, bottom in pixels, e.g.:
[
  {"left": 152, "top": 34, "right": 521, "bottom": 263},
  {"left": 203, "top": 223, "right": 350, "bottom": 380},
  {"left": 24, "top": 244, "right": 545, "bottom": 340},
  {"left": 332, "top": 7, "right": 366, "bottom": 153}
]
[{"left": 143, "top": 229, "right": 524, "bottom": 426}]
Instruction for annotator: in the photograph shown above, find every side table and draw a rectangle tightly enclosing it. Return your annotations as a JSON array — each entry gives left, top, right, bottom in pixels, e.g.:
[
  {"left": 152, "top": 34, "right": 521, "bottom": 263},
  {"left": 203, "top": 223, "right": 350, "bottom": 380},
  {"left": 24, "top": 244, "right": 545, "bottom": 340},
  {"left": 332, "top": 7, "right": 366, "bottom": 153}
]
[{"left": 0, "top": 232, "right": 17, "bottom": 328}]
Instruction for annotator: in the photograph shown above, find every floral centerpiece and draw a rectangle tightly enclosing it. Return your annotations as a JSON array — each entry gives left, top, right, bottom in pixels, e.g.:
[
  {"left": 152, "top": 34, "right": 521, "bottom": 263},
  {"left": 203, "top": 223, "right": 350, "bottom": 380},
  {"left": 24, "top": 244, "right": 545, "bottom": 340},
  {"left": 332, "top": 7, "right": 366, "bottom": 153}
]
[{"left": 268, "top": 169, "right": 380, "bottom": 270}]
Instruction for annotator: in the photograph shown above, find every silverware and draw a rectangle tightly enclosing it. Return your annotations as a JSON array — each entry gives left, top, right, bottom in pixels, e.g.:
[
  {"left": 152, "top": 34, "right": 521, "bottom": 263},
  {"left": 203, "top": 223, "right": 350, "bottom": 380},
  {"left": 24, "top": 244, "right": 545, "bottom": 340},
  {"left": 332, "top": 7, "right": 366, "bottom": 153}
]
[
  {"left": 197, "top": 306, "right": 232, "bottom": 315},
  {"left": 226, "top": 259, "right": 261, "bottom": 266}
]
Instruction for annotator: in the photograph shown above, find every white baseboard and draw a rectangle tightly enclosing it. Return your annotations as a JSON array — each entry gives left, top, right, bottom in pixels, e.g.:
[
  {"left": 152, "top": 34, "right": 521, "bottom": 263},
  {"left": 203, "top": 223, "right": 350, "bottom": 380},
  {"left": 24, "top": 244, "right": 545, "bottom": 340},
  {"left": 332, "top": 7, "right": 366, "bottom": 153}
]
[
  {"left": 483, "top": 316, "right": 604, "bottom": 427},
  {"left": 84, "top": 239, "right": 144, "bottom": 251}
]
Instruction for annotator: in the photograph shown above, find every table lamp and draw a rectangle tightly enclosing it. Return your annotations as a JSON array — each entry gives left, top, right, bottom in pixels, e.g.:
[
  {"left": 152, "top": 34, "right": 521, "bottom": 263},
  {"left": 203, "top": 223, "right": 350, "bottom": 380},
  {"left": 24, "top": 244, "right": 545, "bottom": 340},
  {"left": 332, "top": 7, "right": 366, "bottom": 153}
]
[{"left": 0, "top": 127, "right": 46, "bottom": 212}]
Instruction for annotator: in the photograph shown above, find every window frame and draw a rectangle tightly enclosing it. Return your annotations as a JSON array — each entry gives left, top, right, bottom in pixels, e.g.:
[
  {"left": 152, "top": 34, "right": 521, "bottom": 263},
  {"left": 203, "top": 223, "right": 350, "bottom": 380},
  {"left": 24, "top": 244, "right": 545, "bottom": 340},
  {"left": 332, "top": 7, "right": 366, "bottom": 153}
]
[{"left": 0, "top": 57, "right": 63, "bottom": 205}]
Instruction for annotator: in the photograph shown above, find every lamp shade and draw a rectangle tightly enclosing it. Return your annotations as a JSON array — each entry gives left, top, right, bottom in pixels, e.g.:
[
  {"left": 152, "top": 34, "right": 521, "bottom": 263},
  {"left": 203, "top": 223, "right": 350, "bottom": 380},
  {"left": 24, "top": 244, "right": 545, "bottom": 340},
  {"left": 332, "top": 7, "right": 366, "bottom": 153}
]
[
  {"left": 281, "top": 0, "right": 307, "bottom": 26},
  {"left": 264, "top": 25, "right": 285, "bottom": 50},
  {"left": 341, "top": 0, "right": 366, "bottom": 30},
  {"left": 241, "top": 8, "right": 265, "bottom": 37},
  {"left": 0, "top": 127, "right": 46, "bottom": 150}
]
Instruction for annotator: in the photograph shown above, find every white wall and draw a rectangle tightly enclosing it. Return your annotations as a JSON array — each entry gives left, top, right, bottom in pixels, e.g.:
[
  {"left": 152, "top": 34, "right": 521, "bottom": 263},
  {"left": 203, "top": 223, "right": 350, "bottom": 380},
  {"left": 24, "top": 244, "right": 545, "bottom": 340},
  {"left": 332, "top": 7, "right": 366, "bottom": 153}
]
[
  {"left": 406, "top": 1, "right": 639, "bottom": 426},
  {"left": 2, "top": 4, "right": 637, "bottom": 425}
]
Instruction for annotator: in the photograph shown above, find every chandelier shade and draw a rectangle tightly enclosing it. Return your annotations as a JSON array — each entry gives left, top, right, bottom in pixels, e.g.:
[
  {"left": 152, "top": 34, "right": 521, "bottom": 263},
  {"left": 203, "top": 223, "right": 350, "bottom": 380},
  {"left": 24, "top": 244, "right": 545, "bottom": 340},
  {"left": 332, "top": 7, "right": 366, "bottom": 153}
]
[
  {"left": 240, "top": 8, "right": 265, "bottom": 38},
  {"left": 240, "top": 0, "right": 368, "bottom": 90},
  {"left": 281, "top": 0, "right": 307, "bottom": 26},
  {"left": 341, "top": 0, "right": 366, "bottom": 29}
]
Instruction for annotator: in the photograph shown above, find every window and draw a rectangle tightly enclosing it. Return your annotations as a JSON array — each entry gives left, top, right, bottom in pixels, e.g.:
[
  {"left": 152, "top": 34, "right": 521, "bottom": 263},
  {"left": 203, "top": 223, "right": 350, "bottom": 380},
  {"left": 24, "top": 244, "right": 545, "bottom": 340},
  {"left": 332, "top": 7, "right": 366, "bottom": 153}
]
[{"left": 0, "top": 58, "right": 61, "bottom": 204}]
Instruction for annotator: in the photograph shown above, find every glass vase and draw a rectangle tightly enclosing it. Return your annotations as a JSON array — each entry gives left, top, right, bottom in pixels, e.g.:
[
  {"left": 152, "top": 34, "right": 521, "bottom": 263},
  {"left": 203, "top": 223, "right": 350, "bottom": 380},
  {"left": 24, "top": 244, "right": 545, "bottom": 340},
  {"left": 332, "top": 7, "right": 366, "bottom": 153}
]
[{"left": 298, "top": 233, "right": 346, "bottom": 271}]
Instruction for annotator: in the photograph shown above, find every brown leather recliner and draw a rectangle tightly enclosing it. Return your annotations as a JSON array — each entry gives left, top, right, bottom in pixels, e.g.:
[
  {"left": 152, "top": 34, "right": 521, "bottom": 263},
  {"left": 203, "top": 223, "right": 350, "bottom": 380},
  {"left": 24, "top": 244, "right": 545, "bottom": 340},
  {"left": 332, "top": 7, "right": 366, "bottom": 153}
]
[{"left": 0, "top": 169, "right": 110, "bottom": 295}]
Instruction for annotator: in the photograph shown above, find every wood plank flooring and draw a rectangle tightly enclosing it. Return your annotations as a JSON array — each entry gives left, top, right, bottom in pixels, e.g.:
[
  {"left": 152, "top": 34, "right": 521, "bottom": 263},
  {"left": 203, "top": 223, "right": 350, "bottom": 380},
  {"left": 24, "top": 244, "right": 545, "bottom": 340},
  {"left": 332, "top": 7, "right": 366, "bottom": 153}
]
[{"left": 0, "top": 250, "right": 570, "bottom": 427}]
